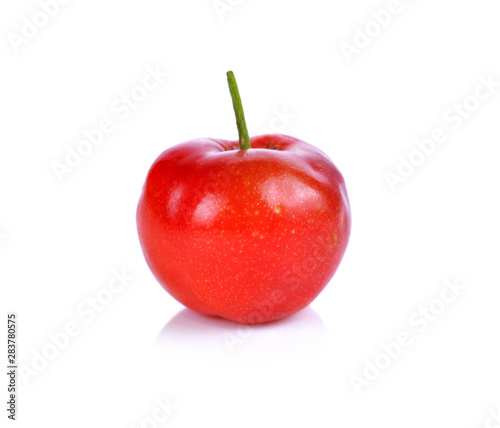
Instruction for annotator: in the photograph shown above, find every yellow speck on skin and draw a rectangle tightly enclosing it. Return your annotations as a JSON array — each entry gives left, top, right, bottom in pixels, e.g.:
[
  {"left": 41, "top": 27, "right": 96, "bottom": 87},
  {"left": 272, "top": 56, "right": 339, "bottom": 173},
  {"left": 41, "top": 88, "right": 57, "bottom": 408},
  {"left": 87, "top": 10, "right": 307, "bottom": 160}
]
[{"left": 291, "top": 229, "right": 295, "bottom": 234}]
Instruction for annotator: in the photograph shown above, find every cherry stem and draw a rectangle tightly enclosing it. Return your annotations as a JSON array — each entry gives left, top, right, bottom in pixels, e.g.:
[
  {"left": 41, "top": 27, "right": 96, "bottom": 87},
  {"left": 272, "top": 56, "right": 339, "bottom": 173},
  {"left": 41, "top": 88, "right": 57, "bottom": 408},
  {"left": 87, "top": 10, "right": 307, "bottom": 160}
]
[{"left": 227, "top": 71, "right": 251, "bottom": 150}]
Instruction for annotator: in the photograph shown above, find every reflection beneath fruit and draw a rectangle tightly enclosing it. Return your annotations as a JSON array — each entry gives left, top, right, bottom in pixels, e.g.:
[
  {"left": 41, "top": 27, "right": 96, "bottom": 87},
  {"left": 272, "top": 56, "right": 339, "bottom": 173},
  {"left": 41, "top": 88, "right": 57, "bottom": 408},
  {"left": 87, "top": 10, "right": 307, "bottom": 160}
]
[{"left": 154, "top": 306, "right": 331, "bottom": 364}]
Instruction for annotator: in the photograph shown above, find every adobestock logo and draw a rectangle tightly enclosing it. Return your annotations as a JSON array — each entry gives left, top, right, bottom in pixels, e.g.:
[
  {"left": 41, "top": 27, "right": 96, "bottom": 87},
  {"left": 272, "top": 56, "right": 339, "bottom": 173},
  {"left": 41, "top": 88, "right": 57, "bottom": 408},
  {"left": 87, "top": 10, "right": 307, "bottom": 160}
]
[
  {"left": 51, "top": 65, "right": 168, "bottom": 182},
  {"left": 223, "top": 289, "right": 286, "bottom": 353},
  {"left": 481, "top": 406, "right": 500, "bottom": 428},
  {"left": 7, "top": 0, "right": 72, "bottom": 54},
  {"left": 129, "top": 397, "right": 179, "bottom": 428},
  {"left": 256, "top": 106, "right": 296, "bottom": 135},
  {"left": 340, "top": 0, "right": 415, "bottom": 64},
  {"left": 212, "top": 0, "right": 245, "bottom": 21},
  {"left": 350, "top": 278, "right": 466, "bottom": 395},
  {"left": 282, "top": 234, "right": 337, "bottom": 288},
  {"left": 19, "top": 267, "right": 134, "bottom": 385},
  {"left": 222, "top": 232, "right": 340, "bottom": 353},
  {"left": 384, "top": 74, "right": 499, "bottom": 192}
]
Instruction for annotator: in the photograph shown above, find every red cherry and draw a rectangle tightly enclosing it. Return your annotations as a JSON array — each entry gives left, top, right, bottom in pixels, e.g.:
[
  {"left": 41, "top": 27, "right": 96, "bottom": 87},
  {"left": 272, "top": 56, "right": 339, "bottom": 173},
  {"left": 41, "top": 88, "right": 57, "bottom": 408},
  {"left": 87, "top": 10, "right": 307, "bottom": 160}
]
[{"left": 137, "top": 72, "right": 351, "bottom": 324}]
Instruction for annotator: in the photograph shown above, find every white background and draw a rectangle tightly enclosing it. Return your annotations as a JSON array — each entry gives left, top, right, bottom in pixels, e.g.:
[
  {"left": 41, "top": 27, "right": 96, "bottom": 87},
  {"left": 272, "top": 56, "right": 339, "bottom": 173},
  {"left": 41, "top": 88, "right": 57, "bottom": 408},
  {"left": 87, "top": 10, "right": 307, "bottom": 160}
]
[{"left": 1, "top": 0, "right": 500, "bottom": 427}]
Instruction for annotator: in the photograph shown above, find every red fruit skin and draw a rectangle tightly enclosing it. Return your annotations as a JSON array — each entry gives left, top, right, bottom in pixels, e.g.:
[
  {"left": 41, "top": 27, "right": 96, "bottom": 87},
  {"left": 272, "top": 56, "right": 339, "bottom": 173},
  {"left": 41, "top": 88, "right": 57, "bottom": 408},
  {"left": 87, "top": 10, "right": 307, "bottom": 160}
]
[{"left": 137, "top": 134, "right": 351, "bottom": 324}]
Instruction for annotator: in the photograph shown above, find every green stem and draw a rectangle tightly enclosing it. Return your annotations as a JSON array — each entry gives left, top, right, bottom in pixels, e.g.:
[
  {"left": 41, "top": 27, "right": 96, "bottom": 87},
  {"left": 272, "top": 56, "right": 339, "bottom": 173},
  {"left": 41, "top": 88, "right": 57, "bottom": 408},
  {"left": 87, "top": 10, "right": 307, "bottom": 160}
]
[{"left": 227, "top": 71, "right": 251, "bottom": 150}]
